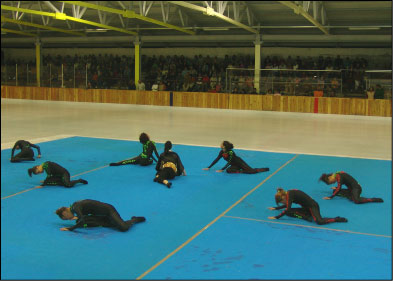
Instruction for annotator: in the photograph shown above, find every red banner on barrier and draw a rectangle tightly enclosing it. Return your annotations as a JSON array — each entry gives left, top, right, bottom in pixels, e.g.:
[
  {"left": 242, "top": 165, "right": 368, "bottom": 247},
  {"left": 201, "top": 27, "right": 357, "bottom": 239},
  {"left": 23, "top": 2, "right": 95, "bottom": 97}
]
[{"left": 314, "top": 98, "right": 319, "bottom": 113}]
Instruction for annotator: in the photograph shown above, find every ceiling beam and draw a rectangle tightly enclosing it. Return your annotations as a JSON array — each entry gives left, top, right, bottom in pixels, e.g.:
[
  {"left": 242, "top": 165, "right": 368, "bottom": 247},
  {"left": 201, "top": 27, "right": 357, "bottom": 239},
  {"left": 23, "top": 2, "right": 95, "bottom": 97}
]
[
  {"left": 1, "top": 4, "right": 138, "bottom": 35},
  {"left": 44, "top": 1, "right": 60, "bottom": 13},
  {"left": 168, "top": 1, "right": 258, "bottom": 34},
  {"left": 1, "top": 16, "right": 86, "bottom": 36},
  {"left": 3, "top": 34, "right": 389, "bottom": 45},
  {"left": 278, "top": 1, "right": 329, "bottom": 35},
  {"left": 1, "top": 27, "right": 37, "bottom": 36},
  {"left": 59, "top": 1, "right": 195, "bottom": 35}
]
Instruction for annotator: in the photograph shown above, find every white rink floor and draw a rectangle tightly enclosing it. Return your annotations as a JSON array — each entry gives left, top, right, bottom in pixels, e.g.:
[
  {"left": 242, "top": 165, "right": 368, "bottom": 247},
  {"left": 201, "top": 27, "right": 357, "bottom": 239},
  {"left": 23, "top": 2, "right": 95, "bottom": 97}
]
[{"left": 1, "top": 98, "right": 391, "bottom": 160}]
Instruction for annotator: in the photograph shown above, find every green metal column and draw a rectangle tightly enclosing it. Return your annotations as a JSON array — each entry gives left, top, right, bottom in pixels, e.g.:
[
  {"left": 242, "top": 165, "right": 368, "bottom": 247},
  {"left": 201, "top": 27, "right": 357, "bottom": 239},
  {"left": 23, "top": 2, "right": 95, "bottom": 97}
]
[
  {"left": 35, "top": 39, "right": 42, "bottom": 87},
  {"left": 254, "top": 35, "right": 261, "bottom": 94},
  {"left": 134, "top": 36, "right": 141, "bottom": 87}
]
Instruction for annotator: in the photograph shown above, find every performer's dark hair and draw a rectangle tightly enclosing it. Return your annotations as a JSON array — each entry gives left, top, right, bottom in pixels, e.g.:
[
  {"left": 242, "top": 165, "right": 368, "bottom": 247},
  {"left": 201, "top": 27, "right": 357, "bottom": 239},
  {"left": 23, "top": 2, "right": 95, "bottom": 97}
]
[
  {"left": 27, "top": 167, "right": 37, "bottom": 177},
  {"left": 275, "top": 188, "right": 286, "bottom": 205},
  {"left": 55, "top": 207, "right": 68, "bottom": 219},
  {"left": 164, "top": 141, "right": 172, "bottom": 153},
  {"left": 319, "top": 173, "right": 331, "bottom": 184},
  {"left": 222, "top": 141, "right": 234, "bottom": 151},
  {"left": 139, "top": 132, "right": 150, "bottom": 144}
]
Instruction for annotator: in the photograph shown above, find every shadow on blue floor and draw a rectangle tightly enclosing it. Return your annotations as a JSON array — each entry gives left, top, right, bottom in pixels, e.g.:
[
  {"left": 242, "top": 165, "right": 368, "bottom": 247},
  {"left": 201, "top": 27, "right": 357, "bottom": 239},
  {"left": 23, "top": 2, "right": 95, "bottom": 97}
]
[{"left": 1, "top": 136, "right": 391, "bottom": 279}]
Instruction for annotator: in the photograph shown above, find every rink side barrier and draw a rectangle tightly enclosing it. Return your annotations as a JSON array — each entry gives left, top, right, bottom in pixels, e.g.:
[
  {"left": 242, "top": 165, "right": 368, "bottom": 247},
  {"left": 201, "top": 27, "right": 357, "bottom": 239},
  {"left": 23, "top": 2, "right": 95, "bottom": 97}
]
[{"left": 1, "top": 86, "right": 391, "bottom": 117}]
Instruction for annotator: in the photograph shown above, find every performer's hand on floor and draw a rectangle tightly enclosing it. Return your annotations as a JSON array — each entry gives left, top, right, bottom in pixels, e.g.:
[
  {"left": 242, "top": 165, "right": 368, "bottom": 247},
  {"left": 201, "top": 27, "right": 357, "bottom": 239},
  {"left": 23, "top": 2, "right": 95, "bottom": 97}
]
[
  {"left": 216, "top": 170, "right": 223, "bottom": 173},
  {"left": 268, "top": 216, "right": 277, "bottom": 220},
  {"left": 202, "top": 168, "right": 209, "bottom": 170},
  {"left": 267, "top": 207, "right": 276, "bottom": 210},
  {"left": 60, "top": 227, "right": 70, "bottom": 231},
  {"left": 323, "top": 197, "right": 331, "bottom": 200},
  {"left": 37, "top": 155, "right": 41, "bottom": 158}
]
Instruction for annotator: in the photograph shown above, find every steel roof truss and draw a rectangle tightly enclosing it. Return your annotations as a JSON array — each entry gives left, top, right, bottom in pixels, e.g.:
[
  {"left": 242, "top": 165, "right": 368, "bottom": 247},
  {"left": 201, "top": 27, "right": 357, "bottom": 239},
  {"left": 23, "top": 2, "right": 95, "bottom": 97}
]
[
  {"left": 178, "top": 8, "right": 185, "bottom": 26},
  {"left": 118, "top": 13, "right": 125, "bottom": 28},
  {"left": 145, "top": 1, "right": 153, "bottom": 17},
  {"left": 2, "top": 16, "right": 86, "bottom": 36},
  {"left": 217, "top": 1, "right": 228, "bottom": 15},
  {"left": 279, "top": 1, "right": 329, "bottom": 35},
  {"left": 233, "top": 1, "right": 239, "bottom": 22},
  {"left": 242, "top": 1, "right": 257, "bottom": 26},
  {"left": 139, "top": 1, "right": 143, "bottom": 16},
  {"left": 117, "top": 1, "right": 126, "bottom": 9},
  {"left": 169, "top": 1, "right": 257, "bottom": 33},
  {"left": 312, "top": 1, "right": 319, "bottom": 21},
  {"left": 303, "top": 1, "right": 310, "bottom": 13},
  {"left": 15, "top": 1, "right": 20, "bottom": 20},
  {"left": 321, "top": 3, "right": 328, "bottom": 26},
  {"left": 18, "top": 2, "right": 35, "bottom": 21},
  {"left": 79, "top": 6, "right": 87, "bottom": 19},
  {"left": 37, "top": 1, "right": 49, "bottom": 26},
  {"left": 58, "top": 1, "right": 193, "bottom": 35},
  {"left": 44, "top": 1, "right": 60, "bottom": 13},
  {"left": 160, "top": 1, "right": 171, "bottom": 23},
  {"left": 238, "top": 4, "right": 250, "bottom": 24}
]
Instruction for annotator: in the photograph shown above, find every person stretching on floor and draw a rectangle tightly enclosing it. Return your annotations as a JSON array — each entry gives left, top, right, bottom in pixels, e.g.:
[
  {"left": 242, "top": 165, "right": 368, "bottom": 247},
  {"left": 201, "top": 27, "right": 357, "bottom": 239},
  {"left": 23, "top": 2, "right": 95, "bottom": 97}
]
[
  {"left": 268, "top": 188, "right": 348, "bottom": 225},
  {"left": 28, "top": 161, "right": 88, "bottom": 187},
  {"left": 10, "top": 140, "right": 41, "bottom": 162},
  {"left": 110, "top": 133, "right": 159, "bottom": 166},
  {"left": 55, "top": 199, "right": 146, "bottom": 231},
  {"left": 319, "top": 171, "right": 383, "bottom": 204},
  {"left": 154, "top": 141, "right": 186, "bottom": 188},
  {"left": 203, "top": 141, "right": 269, "bottom": 174}
]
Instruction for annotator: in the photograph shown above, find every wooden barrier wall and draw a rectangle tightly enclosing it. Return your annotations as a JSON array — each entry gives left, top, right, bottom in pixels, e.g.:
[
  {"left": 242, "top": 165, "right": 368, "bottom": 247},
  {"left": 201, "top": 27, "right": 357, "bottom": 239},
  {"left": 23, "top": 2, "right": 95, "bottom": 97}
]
[
  {"left": 0, "top": 86, "right": 171, "bottom": 106},
  {"left": 1, "top": 86, "right": 391, "bottom": 117}
]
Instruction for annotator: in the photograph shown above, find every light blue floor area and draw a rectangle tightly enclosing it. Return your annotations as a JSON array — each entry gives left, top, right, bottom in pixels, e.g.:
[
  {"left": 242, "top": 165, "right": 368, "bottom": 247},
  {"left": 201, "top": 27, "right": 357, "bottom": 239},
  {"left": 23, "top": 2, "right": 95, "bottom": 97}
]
[
  {"left": 230, "top": 154, "right": 392, "bottom": 236},
  {"left": 146, "top": 217, "right": 391, "bottom": 280},
  {"left": 1, "top": 137, "right": 391, "bottom": 279}
]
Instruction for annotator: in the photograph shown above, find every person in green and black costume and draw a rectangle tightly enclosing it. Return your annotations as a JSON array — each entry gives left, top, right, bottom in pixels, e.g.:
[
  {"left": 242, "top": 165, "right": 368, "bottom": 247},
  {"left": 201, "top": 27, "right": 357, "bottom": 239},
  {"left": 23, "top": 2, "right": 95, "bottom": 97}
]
[
  {"left": 319, "top": 171, "right": 383, "bottom": 204},
  {"left": 203, "top": 141, "right": 269, "bottom": 174},
  {"left": 154, "top": 141, "right": 186, "bottom": 188},
  {"left": 11, "top": 140, "right": 41, "bottom": 162},
  {"left": 268, "top": 188, "right": 348, "bottom": 225},
  {"left": 55, "top": 199, "right": 145, "bottom": 232},
  {"left": 28, "top": 161, "right": 88, "bottom": 187},
  {"left": 109, "top": 133, "right": 159, "bottom": 166}
]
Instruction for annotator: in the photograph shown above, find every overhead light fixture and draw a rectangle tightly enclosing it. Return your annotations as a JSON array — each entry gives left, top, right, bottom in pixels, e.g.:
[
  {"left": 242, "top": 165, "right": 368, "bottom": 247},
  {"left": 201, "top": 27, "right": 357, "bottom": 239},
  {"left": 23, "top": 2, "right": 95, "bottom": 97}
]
[
  {"left": 85, "top": 28, "right": 108, "bottom": 33},
  {"left": 203, "top": 27, "right": 229, "bottom": 31},
  {"left": 348, "top": 27, "right": 381, "bottom": 31}
]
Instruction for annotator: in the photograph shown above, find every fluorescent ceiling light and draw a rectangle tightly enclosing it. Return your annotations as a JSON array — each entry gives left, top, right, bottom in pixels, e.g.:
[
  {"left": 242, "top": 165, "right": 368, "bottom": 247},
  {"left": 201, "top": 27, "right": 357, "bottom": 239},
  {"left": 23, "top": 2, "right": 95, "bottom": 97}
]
[
  {"left": 348, "top": 27, "right": 381, "bottom": 31},
  {"left": 85, "top": 28, "right": 108, "bottom": 33},
  {"left": 203, "top": 27, "right": 229, "bottom": 31}
]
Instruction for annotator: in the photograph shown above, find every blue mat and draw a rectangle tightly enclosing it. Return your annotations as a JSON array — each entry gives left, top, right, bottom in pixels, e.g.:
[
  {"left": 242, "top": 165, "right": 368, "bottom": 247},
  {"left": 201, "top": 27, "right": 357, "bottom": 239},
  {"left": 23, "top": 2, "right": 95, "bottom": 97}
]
[{"left": 1, "top": 137, "right": 391, "bottom": 279}]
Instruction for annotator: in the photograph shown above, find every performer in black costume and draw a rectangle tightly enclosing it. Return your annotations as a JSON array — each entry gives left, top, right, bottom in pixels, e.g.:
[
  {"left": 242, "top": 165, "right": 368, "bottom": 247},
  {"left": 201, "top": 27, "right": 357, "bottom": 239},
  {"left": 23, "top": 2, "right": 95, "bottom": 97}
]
[
  {"left": 268, "top": 188, "right": 348, "bottom": 225},
  {"left": 203, "top": 141, "right": 269, "bottom": 174},
  {"left": 110, "top": 133, "right": 159, "bottom": 166},
  {"left": 55, "top": 199, "right": 145, "bottom": 231},
  {"left": 319, "top": 171, "right": 383, "bottom": 204},
  {"left": 154, "top": 141, "right": 186, "bottom": 188},
  {"left": 11, "top": 140, "right": 41, "bottom": 162},
  {"left": 28, "top": 161, "right": 88, "bottom": 187}
]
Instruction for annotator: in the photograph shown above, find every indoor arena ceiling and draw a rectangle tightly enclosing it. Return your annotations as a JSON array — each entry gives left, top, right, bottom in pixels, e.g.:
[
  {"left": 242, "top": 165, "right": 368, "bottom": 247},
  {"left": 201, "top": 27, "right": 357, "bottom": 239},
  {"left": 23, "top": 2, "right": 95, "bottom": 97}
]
[{"left": 1, "top": 1, "right": 392, "bottom": 48}]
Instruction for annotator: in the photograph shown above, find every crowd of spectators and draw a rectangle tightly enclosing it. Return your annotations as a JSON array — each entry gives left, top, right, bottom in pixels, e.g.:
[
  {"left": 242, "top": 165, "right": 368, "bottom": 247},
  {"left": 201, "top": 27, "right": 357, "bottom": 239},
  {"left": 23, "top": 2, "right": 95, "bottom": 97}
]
[{"left": 1, "top": 51, "right": 391, "bottom": 98}]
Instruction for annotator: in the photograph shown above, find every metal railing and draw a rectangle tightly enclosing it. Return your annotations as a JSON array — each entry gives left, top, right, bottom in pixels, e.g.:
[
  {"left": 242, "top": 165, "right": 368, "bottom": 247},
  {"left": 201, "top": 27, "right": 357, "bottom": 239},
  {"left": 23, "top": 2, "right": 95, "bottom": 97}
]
[
  {"left": 226, "top": 67, "right": 392, "bottom": 98},
  {"left": 1, "top": 63, "right": 391, "bottom": 99}
]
